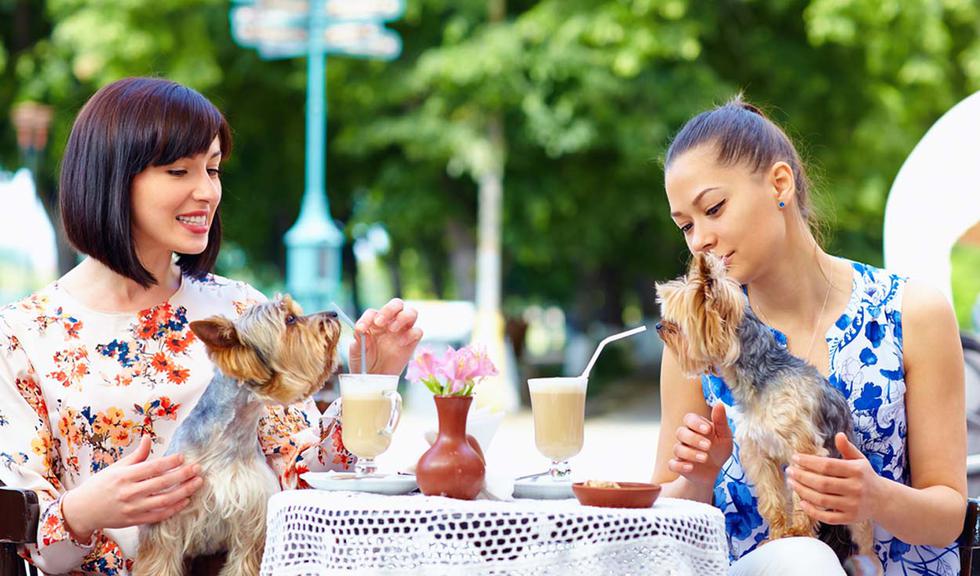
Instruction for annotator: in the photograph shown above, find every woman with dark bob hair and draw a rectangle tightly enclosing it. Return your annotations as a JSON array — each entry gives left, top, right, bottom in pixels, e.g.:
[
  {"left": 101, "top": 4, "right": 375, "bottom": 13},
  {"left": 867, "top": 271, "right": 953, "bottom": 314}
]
[{"left": 0, "top": 77, "right": 421, "bottom": 574}]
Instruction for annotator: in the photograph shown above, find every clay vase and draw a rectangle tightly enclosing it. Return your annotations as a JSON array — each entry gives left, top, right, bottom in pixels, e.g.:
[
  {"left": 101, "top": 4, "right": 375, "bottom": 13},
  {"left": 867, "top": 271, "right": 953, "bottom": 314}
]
[{"left": 416, "top": 395, "right": 486, "bottom": 499}]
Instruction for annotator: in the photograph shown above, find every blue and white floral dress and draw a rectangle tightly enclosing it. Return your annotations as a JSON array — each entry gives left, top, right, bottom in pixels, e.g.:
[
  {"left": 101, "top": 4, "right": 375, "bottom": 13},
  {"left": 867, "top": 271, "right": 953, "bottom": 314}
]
[{"left": 704, "top": 261, "right": 960, "bottom": 574}]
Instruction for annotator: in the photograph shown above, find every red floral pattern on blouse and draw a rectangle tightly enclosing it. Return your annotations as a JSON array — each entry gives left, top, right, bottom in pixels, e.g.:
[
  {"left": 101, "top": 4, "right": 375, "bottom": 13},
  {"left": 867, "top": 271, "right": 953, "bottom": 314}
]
[{"left": 0, "top": 275, "right": 350, "bottom": 575}]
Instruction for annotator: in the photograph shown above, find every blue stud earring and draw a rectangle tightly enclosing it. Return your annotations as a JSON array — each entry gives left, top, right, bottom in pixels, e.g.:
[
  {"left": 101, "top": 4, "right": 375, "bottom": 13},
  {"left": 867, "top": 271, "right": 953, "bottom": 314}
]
[{"left": 778, "top": 201, "right": 785, "bottom": 208}]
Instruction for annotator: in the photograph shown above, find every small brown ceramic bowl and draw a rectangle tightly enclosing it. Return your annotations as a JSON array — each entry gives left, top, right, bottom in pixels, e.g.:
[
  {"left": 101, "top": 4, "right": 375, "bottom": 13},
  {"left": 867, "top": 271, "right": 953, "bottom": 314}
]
[{"left": 572, "top": 481, "right": 662, "bottom": 509}]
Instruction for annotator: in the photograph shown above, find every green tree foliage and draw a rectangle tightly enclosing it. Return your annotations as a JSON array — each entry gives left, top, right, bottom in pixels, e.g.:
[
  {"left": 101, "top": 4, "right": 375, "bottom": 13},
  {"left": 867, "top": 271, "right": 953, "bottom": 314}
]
[{"left": 1, "top": 0, "right": 978, "bottom": 324}]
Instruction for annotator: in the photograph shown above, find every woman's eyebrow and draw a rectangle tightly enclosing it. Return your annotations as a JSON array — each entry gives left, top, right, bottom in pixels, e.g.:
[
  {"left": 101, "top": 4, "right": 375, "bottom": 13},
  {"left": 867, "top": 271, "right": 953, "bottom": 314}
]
[{"left": 670, "top": 186, "right": 719, "bottom": 217}]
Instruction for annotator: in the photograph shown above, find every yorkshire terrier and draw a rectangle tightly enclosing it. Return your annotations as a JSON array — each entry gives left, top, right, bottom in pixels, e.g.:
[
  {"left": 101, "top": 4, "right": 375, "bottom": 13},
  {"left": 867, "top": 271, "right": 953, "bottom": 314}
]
[
  {"left": 655, "top": 253, "right": 878, "bottom": 572},
  {"left": 134, "top": 295, "right": 342, "bottom": 576}
]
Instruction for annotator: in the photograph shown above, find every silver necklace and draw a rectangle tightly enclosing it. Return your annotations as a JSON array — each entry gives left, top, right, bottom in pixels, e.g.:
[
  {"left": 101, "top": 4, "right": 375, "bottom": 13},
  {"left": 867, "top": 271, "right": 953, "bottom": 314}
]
[{"left": 750, "top": 261, "right": 834, "bottom": 361}]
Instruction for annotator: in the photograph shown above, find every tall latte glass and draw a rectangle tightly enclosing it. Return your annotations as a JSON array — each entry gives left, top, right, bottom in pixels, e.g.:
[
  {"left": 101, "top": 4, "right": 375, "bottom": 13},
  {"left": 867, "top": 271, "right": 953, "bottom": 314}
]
[
  {"left": 528, "top": 376, "right": 587, "bottom": 480},
  {"left": 339, "top": 374, "right": 402, "bottom": 476}
]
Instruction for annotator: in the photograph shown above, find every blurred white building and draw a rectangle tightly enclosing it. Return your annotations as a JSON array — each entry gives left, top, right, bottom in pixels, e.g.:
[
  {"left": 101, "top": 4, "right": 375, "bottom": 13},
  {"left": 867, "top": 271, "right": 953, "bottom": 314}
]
[
  {"left": 0, "top": 167, "right": 58, "bottom": 304},
  {"left": 884, "top": 90, "right": 980, "bottom": 303}
]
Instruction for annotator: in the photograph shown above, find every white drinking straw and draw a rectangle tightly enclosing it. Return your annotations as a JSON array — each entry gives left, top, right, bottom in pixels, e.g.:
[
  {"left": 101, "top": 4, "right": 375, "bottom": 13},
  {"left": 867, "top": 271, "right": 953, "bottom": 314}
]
[
  {"left": 580, "top": 325, "right": 647, "bottom": 379},
  {"left": 331, "top": 303, "right": 367, "bottom": 374}
]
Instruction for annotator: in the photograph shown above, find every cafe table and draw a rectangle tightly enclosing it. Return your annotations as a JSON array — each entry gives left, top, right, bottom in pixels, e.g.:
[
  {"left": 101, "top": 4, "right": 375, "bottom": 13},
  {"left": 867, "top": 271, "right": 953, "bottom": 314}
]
[{"left": 259, "top": 489, "right": 729, "bottom": 575}]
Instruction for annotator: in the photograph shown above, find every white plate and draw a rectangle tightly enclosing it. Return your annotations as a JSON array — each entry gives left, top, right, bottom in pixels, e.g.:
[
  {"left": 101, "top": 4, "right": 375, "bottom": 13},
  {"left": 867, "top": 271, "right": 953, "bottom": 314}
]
[
  {"left": 302, "top": 472, "right": 419, "bottom": 495},
  {"left": 512, "top": 477, "right": 575, "bottom": 500}
]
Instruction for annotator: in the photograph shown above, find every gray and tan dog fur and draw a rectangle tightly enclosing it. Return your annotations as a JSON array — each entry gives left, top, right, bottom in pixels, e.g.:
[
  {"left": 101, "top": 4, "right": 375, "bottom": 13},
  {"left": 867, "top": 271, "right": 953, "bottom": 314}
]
[
  {"left": 655, "top": 253, "right": 878, "bottom": 572},
  {"left": 134, "top": 295, "right": 342, "bottom": 576}
]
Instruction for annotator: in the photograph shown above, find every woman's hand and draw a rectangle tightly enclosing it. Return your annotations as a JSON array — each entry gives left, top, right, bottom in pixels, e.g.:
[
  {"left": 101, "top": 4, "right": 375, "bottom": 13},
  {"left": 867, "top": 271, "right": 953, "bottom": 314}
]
[
  {"left": 668, "top": 402, "right": 733, "bottom": 487},
  {"left": 350, "top": 298, "right": 423, "bottom": 376},
  {"left": 787, "top": 432, "right": 883, "bottom": 525},
  {"left": 61, "top": 436, "right": 203, "bottom": 542}
]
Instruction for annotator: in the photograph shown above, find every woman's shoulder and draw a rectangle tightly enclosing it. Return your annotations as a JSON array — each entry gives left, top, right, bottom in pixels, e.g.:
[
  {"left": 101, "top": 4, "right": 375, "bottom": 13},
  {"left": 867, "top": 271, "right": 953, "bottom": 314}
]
[
  {"left": 0, "top": 283, "right": 61, "bottom": 332},
  {"left": 845, "top": 259, "right": 952, "bottom": 319},
  {"left": 846, "top": 259, "right": 907, "bottom": 287},
  {"left": 836, "top": 259, "right": 908, "bottom": 319},
  {"left": 900, "top": 278, "right": 958, "bottom": 335},
  {"left": 843, "top": 259, "right": 958, "bottom": 351},
  {"left": 181, "top": 272, "right": 268, "bottom": 314}
]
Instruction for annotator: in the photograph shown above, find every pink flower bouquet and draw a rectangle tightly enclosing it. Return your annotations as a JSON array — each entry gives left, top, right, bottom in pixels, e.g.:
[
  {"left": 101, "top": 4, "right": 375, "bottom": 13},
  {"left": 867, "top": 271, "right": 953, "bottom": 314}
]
[{"left": 406, "top": 345, "right": 498, "bottom": 396}]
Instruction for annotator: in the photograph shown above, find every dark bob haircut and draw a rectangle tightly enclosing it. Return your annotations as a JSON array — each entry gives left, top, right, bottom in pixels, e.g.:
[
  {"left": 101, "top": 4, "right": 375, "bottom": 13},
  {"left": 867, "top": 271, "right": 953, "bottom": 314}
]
[{"left": 60, "top": 77, "right": 232, "bottom": 287}]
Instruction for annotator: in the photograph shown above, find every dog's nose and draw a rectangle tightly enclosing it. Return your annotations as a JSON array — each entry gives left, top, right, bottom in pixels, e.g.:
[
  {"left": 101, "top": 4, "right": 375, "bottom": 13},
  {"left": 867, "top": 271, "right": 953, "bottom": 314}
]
[
  {"left": 324, "top": 311, "right": 338, "bottom": 319},
  {"left": 655, "top": 322, "right": 663, "bottom": 331}
]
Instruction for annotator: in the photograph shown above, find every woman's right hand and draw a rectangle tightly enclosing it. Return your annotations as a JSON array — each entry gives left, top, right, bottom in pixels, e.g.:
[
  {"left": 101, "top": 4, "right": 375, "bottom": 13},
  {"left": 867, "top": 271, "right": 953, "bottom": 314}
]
[
  {"left": 668, "top": 403, "right": 734, "bottom": 487},
  {"left": 61, "top": 435, "right": 203, "bottom": 543}
]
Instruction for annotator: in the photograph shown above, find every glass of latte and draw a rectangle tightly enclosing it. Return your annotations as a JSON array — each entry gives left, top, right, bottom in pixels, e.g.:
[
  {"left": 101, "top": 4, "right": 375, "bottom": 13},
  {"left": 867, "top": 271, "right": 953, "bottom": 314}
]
[
  {"left": 339, "top": 373, "right": 402, "bottom": 476},
  {"left": 528, "top": 376, "right": 587, "bottom": 480}
]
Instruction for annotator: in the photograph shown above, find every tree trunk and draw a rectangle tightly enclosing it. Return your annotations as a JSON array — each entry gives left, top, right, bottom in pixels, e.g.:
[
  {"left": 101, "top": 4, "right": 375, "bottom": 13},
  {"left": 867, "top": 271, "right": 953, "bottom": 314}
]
[
  {"left": 13, "top": 0, "right": 33, "bottom": 52},
  {"left": 29, "top": 151, "right": 76, "bottom": 276},
  {"left": 569, "top": 267, "right": 600, "bottom": 334},
  {"left": 427, "top": 247, "right": 446, "bottom": 299},
  {"left": 598, "top": 263, "right": 623, "bottom": 326},
  {"left": 475, "top": 117, "right": 504, "bottom": 317},
  {"left": 388, "top": 244, "right": 403, "bottom": 300},
  {"left": 446, "top": 219, "right": 475, "bottom": 300}
]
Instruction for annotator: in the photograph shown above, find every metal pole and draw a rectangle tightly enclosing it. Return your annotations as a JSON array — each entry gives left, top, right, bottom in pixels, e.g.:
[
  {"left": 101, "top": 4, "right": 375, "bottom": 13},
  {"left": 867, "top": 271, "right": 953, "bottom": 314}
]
[
  {"left": 285, "top": 0, "right": 345, "bottom": 313},
  {"left": 235, "top": 0, "right": 403, "bottom": 314},
  {"left": 304, "top": 0, "right": 328, "bottom": 221}
]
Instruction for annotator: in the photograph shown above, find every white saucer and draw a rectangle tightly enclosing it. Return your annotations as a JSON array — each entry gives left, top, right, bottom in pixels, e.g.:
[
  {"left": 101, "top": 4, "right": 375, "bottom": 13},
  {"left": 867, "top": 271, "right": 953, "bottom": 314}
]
[
  {"left": 512, "top": 477, "right": 575, "bottom": 500},
  {"left": 302, "top": 472, "right": 419, "bottom": 495}
]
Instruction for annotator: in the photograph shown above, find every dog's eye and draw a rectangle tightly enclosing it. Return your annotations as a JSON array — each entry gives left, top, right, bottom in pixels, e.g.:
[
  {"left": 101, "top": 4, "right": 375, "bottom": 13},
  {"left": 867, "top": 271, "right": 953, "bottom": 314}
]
[{"left": 285, "top": 314, "right": 297, "bottom": 325}]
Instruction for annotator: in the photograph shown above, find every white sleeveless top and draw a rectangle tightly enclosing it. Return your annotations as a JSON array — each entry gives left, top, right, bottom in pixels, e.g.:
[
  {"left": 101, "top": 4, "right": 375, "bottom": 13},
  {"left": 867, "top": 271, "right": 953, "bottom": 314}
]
[{"left": 702, "top": 261, "right": 959, "bottom": 574}]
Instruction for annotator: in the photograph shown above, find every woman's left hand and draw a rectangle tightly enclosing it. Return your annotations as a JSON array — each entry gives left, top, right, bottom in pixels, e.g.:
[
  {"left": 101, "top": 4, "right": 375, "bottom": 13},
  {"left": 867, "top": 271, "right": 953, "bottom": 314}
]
[
  {"left": 786, "top": 432, "right": 883, "bottom": 525},
  {"left": 350, "top": 298, "right": 423, "bottom": 376}
]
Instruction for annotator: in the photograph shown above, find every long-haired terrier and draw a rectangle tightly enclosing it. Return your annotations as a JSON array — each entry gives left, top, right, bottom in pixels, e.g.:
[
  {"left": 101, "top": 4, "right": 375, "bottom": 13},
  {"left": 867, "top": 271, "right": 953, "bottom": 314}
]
[
  {"left": 655, "top": 253, "right": 878, "bottom": 572},
  {"left": 134, "top": 295, "right": 342, "bottom": 576}
]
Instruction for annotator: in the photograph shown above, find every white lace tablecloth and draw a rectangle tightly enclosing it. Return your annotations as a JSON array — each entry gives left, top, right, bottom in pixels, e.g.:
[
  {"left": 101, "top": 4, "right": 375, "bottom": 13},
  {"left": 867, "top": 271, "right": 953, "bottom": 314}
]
[{"left": 260, "top": 490, "right": 728, "bottom": 575}]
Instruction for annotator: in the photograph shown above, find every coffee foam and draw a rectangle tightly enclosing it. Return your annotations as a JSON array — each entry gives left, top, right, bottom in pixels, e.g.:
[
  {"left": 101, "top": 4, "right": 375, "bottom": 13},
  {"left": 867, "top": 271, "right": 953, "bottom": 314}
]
[
  {"left": 527, "top": 376, "right": 588, "bottom": 393},
  {"left": 339, "top": 373, "right": 399, "bottom": 395}
]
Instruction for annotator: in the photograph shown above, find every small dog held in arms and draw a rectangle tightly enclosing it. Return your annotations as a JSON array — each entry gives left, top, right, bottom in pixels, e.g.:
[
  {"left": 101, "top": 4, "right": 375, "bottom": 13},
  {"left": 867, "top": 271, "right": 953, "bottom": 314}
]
[
  {"left": 655, "top": 253, "right": 879, "bottom": 573},
  {"left": 134, "top": 295, "right": 342, "bottom": 576}
]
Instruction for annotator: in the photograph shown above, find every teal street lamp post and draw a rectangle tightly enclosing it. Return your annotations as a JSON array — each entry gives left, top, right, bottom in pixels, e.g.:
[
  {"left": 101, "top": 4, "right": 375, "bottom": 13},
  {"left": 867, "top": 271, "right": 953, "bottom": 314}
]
[{"left": 230, "top": 0, "right": 404, "bottom": 312}]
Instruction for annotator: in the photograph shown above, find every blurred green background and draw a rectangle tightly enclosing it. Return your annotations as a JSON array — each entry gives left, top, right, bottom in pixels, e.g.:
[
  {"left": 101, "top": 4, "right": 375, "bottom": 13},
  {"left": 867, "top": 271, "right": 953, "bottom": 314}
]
[{"left": 1, "top": 0, "right": 979, "bottom": 393}]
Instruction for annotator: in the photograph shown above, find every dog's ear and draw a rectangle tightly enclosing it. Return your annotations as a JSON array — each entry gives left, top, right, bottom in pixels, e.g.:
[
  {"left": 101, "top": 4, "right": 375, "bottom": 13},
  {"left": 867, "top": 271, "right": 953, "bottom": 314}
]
[
  {"left": 279, "top": 293, "right": 304, "bottom": 315},
  {"left": 190, "top": 317, "right": 240, "bottom": 350},
  {"left": 655, "top": 279, "right": 681, "bottom": 303},
  {"left": 655, "top": 278, "right": 688, "bottom": 316}
]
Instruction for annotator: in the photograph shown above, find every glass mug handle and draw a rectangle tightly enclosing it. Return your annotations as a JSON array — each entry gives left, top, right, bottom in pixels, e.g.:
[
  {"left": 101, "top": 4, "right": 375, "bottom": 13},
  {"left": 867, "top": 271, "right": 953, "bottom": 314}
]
[{"left": 382, "top": 390, "right": 402, "bottom": 437}]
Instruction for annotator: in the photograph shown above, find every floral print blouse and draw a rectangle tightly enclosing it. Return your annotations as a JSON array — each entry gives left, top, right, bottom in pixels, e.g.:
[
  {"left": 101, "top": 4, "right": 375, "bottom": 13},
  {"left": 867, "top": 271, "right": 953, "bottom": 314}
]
[
  {"left": 0, "top": 273, "right": 352, "bottom": 575},
  {"left": 704, "top": 261, "right": 959, "bottom": 574}
]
